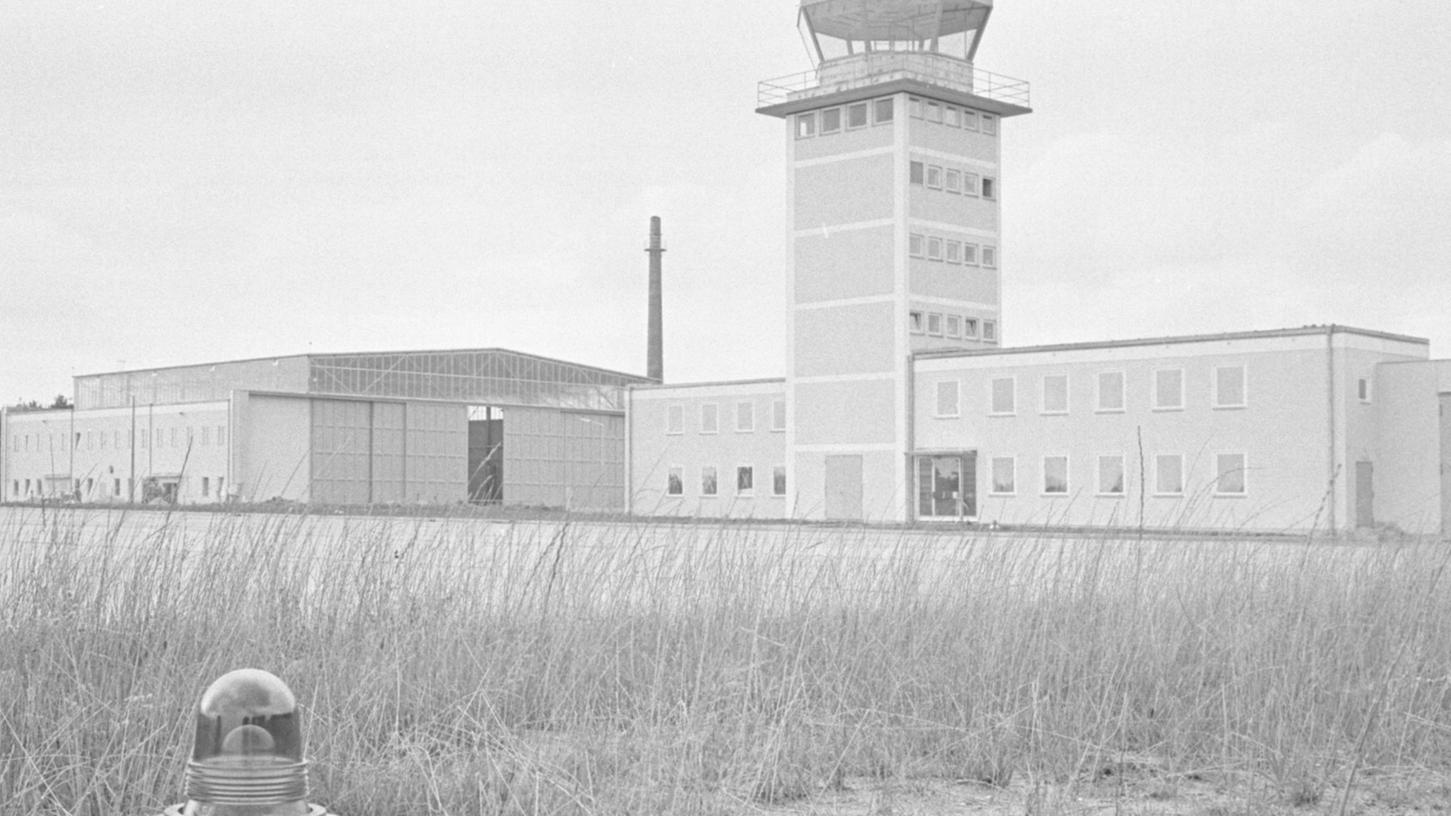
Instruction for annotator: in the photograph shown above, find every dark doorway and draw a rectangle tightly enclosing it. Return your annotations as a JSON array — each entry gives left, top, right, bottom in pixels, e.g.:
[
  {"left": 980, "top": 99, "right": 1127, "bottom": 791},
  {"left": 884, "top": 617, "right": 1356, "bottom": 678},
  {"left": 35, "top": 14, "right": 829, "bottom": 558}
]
[
  {"left": 468, "top": 408, "right": 503, "bottom": 503},
  {"left": 916, "top": 452, "right": 977, "bottom": 520}
]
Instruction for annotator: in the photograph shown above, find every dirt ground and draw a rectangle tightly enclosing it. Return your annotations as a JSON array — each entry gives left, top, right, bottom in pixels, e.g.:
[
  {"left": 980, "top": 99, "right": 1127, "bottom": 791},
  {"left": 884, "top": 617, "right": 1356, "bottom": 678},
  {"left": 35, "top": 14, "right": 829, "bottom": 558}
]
[{"left": 756, "top": 765, "right": 1451, "bottom": 815}]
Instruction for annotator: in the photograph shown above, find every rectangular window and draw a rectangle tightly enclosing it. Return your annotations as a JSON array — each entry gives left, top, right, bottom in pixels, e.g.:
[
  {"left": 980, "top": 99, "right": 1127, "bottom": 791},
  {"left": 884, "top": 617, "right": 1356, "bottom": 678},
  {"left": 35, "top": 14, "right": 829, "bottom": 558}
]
[
  {"left": 667, "top": 467, "right": 683, "bottom": 496},
  {"left": 962, "top": 109, "right": 979, "bottom": 131},
  {"left": 701, "top": 466, "right": 718, "bottom": 497},
  {"left": 99, "top": 431, "right": 106, "bottom": 449},
  {"left": 1155, "top": 454, "right": 1184, "bottom": 496},
  {"left": 945, "top": 105, "right": 962, "bottom": 127},
  {"left": 982, "top": 177, "right": 997, "bottom": 200},
  {"left": 909, "top": 96, "right": 923, "bottom": 118},
  {"left": 201, "top": 426, "right": 211, "bottom": 446},
  {"left": 926, "top": 165, "right": 943, "bottom": 189},
  {"left": 795, "top": 113, "right": 816, "bottom": 139},
  {"left": 944, "top": 168, "right": 961, "bottom": 194},
  {"left": 113, "top": 478, "right": 121, "bottom": 496},
  {"left": 909, "top": 161, "right": 925, "bottom": 185},
  {"left": 982, "top": 246, "right": 997, "bottom": 268},
  {"left": 773, "top": 465, "right": 787, "bottom": 496},
  {"left": 983, "top": 320, "right": 998, "bottom": 342},
  {"left": 169, "top": 428, "right": 177, "bottom": 447},
  {"left": 909, "top": 311, "right": 925, "bottom": 334},
  {"left": 216, "top": 426, "right": 226, "bottom": 447},
  {"left": 981, "top": 113, "right": 998, "bottom": 135},
  {"left": 736, "top": 466, "right": 754, "bottom": 495},
  {"left": 926, "top": 312, "right": 943, "bottom": 336},
  {"left": 1043, "top": 456, "right": 1069, "bottom": 495},
  {"left": 963, "top": 172, "right": 979, "bottom": 196},
  {"left": 666, "top": 404, "right": 684, "bottom": 434},
  {"left": 1214, "top": 365, "right": 1247, "bottom": 408},
  {"left": 990, "top": 456, "right": 1015, "bottom": 494},
  {"left": 820, "top": 107, "right": 842, "bottom": 134},
  {"left": 201, "top": 477, "right": 210, "bottom": 497},
  {"left": 1154, "top": 368, "right": 1185, "bottom": 410},
  {"left": 1097, "top": 455, "right": 1126, "bottom": 496},
  {"left": 990, "top": 377, "right": 1015, "bottom": 414},
  {"left": 926, "top": 100, "right": 943, "bottom": 123},
  {"left": 909, "top": 232, "right": 925, "bottom": 257},
  {"left": 771, "top": 399, "right": 786, "bottom": 431},
  {"left": 1215, "top": 453, "right": 1247, "bottom": 495},
  {"left": 935, "top": 380, "right": 960, "bottom": 417},
  {"left": 874, "top": 97, "right": 894, "bottom": 123},
  {"left": 962, "top": 243, "right": 978, "bottom": 265},
  {"left": 217, "top": 477, "right": 224, "bottom": 498},
  {"left": 1358, "top": 377, "right": 1372, "bottom": 403},
  {"left": 700, "top": 403, "right": 719, "bottom": 434},
  {"left": 963, "top": 317, "right": 979, "bottom": 339},
  {"left": 944, "top": 314, "right": 961, "bottom": 338},
  {"left": 926, "top": 236, "right": 943, "bottom": 261},
  {"left": 1042, "top": 374, "right": 1069, "bottom": 414},
  {"left": 944, "top": 240, "right": 961, "bottom": 264},
  {"left": 846, "top": 102, "right": 868, "bottom": 129},
  {"left": 736, "top": 400, "right": 755, "bottom": 432},
  {"left": 1097, "top": 371, "right": 1126, "bottom": 412}
]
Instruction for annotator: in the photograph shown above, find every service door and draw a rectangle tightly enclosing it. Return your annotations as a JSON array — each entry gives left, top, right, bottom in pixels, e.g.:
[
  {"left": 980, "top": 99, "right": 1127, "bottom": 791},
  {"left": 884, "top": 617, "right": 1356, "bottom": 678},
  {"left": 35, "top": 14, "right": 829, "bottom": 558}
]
[
  {"left": 824, "top": 454, "right": 863, "bottom": 521},
  {"left": 1355, "top": 461, "right": 1374, "bottom": 529}
]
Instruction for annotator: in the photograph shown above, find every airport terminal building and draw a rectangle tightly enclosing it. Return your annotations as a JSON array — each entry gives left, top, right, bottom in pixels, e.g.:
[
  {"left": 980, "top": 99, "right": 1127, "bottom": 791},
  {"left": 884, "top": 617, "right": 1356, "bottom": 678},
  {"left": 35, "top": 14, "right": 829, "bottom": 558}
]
[{"left": 4, "top": 1, "right": 1449, "bottom": 533}]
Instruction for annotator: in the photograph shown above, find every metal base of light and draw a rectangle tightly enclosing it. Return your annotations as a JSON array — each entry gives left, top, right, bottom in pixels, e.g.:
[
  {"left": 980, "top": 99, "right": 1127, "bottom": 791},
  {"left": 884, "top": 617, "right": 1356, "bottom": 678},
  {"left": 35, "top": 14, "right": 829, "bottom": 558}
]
[{"left": 160, "top": 804, "right": 335, "bottom": 815}]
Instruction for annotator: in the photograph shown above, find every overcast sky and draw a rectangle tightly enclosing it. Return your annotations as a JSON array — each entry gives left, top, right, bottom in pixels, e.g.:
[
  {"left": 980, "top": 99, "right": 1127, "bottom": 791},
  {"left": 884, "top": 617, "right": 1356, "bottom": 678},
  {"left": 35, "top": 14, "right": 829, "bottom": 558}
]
[{"left": 3, "top": 0, "right": 1448, "bottom": 403}]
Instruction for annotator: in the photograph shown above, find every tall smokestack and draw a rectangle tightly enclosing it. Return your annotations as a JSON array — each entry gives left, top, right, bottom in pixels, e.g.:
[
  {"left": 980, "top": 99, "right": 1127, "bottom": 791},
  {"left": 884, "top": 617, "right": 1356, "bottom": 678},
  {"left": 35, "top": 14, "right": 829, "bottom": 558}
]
[{"left": 646, "top": 216, "right": 664, "bottom": 382}]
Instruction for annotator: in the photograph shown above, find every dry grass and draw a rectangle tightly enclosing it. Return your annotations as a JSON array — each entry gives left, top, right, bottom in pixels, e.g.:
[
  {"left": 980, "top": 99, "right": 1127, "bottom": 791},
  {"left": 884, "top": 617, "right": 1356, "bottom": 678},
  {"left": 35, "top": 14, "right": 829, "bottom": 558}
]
[{"left": 0, "top": 507, "right": 1448, "bottom": 815}]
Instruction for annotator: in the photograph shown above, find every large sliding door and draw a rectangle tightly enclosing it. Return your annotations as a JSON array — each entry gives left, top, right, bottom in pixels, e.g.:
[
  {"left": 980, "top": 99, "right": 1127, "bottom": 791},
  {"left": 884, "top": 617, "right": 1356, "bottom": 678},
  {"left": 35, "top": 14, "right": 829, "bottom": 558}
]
[{"left": 916, "top": 452, "right": 977, "bottom": 520}]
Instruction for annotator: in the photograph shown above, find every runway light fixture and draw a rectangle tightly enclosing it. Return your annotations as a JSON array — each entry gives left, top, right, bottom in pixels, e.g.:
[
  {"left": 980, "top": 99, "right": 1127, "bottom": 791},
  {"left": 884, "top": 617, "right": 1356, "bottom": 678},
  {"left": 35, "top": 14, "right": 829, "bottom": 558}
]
[{"left": 160, "top": 668, "right": 337, "bottom": 816}]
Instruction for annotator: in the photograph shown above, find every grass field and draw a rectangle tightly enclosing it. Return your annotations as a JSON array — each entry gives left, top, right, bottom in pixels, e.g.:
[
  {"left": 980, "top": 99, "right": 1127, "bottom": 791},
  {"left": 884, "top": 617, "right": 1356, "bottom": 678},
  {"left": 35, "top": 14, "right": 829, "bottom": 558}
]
[{"left": 1, "top": 506, "right": 1448, "bottom": 815}]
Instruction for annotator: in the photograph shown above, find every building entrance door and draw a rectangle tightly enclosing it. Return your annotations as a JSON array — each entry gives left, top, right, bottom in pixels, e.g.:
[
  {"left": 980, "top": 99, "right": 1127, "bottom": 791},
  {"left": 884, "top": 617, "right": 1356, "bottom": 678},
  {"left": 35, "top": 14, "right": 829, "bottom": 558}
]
[
  {"left": 824, "top": 454, "right": 863, "bottom": 520},
  {"left": 1355, "top": 461, "right": 1374, "bottom": 529},
  {"left": 916, "top": 453, "right": 977, "bottom": 520}
]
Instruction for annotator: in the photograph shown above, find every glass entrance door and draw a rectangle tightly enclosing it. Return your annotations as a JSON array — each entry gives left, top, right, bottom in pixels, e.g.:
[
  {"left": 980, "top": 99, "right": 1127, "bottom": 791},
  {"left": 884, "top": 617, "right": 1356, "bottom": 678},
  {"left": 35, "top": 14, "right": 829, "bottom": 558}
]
[{"left": 916, "top": 453, "right": 977, "bottom": 519}]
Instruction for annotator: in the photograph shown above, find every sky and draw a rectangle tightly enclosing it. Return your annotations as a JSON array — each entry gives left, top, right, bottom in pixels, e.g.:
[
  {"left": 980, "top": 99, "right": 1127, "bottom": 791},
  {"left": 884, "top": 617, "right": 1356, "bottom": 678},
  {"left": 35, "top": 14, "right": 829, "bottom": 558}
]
[{"left": 2, "top": 0, "right": 1449, "bottom": 403}]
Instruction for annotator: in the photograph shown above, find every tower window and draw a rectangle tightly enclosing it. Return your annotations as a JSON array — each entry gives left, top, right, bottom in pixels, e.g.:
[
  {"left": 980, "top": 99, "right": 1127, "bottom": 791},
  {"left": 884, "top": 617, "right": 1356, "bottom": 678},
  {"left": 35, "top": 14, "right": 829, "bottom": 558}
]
[
  {"left": 909, "top": 96, "right": 923, "bottom": 118},
  {"left": 873, "top": 97, "right": 894, "bottom": 123},
  {"left": 926, "top": 165, "right": 943, "bottom": 189},
  {"left": 927, "top": 313, "right": 943, "bottom": 336},
  {"left": 963, "top": 172, "right": 980, "bottom": 196},
  {"left": 945, "top": 315, "right": 962, "bottom": 338},
  {"left": 963, "top": 318, "right": 979, "bottom": 339},
  {"left": 983, "top": 320, "right": 998, "bottom": 342},
  {"left": 909, "top": 161, "right": 925, "bottom": 185},
  {"left": 795, "top": 113, "right": 816, "bottom": 139},
  {"left": 926, "top": 100, "right": 943, "bottom": 123},
  {"left": 982, "top": 177, "right": 997, "bottom": 200},
  {"left": 962, "top": 109, "right": 979, "bottom": 131},
  {"left": 944, "top": 240, "right": 961, "bottom": 264},
  {"left": 926, "top": 236, "right": 943, "bottom": 261},
  {"left": 963, "top": 243, "right": 978, "bottom": 266},
  {"left": 909, "top": 311, "right": 925, "bottom": 334},
  {"left": 982, "top": 246, "right": 997, "bottom": 268},
  {"left": 981, "top": 113, "right": 998, "bottom": 135},
  {"left": 944, "top": 105, "right": 961, "bottom": 127},
  {"left": 944, "top": 168, "right": 961, "bottom": 194},
  {"left": 820, "top": 107, "right": 841, "bottom": 134},
  {"left": 909, "top": 233, "right": 925, "bottom": 257},
  {"left": 846, "top": 102, "right": 868, "bottom": 129}
]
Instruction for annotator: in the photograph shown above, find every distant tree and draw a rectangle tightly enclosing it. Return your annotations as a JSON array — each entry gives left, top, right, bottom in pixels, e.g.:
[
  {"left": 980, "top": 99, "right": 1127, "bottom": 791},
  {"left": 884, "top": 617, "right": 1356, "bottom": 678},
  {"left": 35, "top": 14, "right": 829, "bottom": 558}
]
[{"left": 50, "top": 394, "right": 71, "bottom": 409}]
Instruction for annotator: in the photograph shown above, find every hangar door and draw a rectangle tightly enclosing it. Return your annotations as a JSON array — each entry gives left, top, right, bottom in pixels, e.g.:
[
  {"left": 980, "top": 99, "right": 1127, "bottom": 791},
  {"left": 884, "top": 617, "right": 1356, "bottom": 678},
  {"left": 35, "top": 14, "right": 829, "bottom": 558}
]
[
  {"left": 311, "top": 399, "right": 466, "bottom": 505},
  {"left": 502, "top": 407, "right": 625, "bottom": 510}
]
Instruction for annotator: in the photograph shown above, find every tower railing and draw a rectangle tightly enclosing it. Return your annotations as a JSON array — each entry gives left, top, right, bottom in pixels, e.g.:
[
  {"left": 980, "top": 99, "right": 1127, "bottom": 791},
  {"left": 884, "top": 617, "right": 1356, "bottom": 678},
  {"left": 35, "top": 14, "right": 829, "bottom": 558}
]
[{"left": 758, "top": 52, "right": 1029, "bottom": 109}]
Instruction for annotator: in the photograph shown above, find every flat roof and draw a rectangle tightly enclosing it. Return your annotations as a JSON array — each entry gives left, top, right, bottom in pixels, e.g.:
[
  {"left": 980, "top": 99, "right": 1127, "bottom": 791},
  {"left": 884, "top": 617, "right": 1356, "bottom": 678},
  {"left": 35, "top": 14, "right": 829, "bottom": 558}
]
[
  {"left": 630, "top": 377, "right": 786, "bottom": 392},
  {"left": 914, "top": 325, "right": 1429, "bottom": 361}
]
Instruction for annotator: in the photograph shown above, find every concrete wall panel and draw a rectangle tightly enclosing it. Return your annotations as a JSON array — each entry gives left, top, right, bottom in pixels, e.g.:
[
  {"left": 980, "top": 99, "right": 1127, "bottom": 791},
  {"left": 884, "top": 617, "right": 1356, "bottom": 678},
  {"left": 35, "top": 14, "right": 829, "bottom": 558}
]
[{"left": 794, "top": 225, "right": 895, "bottom": 304}]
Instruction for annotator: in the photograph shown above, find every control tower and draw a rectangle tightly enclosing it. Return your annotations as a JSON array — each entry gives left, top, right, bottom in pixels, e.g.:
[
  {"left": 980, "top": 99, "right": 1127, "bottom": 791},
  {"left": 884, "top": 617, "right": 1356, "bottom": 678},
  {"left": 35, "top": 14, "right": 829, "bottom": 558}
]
[{"left": 757, "top": 0, "right": 1030, "bottom": 521}]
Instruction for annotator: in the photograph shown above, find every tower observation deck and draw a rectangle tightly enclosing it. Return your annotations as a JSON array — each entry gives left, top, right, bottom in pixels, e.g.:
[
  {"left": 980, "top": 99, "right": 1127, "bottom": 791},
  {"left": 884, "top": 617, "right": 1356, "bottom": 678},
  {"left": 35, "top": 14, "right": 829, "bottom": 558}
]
[{"left": 757, "top": 0, "right": 1029, "bottom": 118}]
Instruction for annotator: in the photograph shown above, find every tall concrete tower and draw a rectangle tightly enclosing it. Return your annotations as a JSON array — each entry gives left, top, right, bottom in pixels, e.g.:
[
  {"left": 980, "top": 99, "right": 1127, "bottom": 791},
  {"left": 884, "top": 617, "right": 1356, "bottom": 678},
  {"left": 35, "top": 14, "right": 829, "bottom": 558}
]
[
  {"left": 646, "top": 216, "right": 665, "bottom": 382},
  {"left": 757, "top": 0, "right": 1030, "bottom": 521}
]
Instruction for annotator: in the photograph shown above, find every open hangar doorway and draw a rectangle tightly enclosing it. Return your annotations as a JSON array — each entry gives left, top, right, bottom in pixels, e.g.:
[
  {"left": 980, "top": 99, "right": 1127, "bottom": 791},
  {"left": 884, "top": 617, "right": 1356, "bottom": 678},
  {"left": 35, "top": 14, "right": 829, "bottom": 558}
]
[{"left": 467, "top": 406, "right": 503, "bottom": 504}]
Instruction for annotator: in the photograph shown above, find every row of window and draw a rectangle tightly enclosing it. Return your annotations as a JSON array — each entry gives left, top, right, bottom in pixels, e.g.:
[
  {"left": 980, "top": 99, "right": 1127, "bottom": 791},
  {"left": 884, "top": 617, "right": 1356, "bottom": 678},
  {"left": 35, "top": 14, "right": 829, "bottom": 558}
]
[
  {"left": 665, "top": 464, "right": 787, "bottom": 498},
  {"left": 933, "top": 367, "right": 1250, "bottom": 418},
  {"left": 986, "top": 452, "right": 1248, "bottom": 498},
  {"left": 909, "top": 96, "right": 998, "bottom": 135},
  {"left": 795, "top": 97, "right": 896, "bottom": 138},
  {"left": 909, "top": 233, "right": 997, "bottom": 267},
  {"left": 910, "top": 311, "right": 998, "bottom": 342},
  {"left": 792, "top": 96, "right": 1000, "bottom": 140},
  {"left": 909, "top": 161, "right": 996, "bottom": 200},
  {"left": 9, "top": 425, "right": 228, "bottom": 453},
  {"left": 665, "top": 398, "right": 786, "bottom": 436},
  {"left": 8, "top": 475, "right": 226, "bottom": 500}
]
